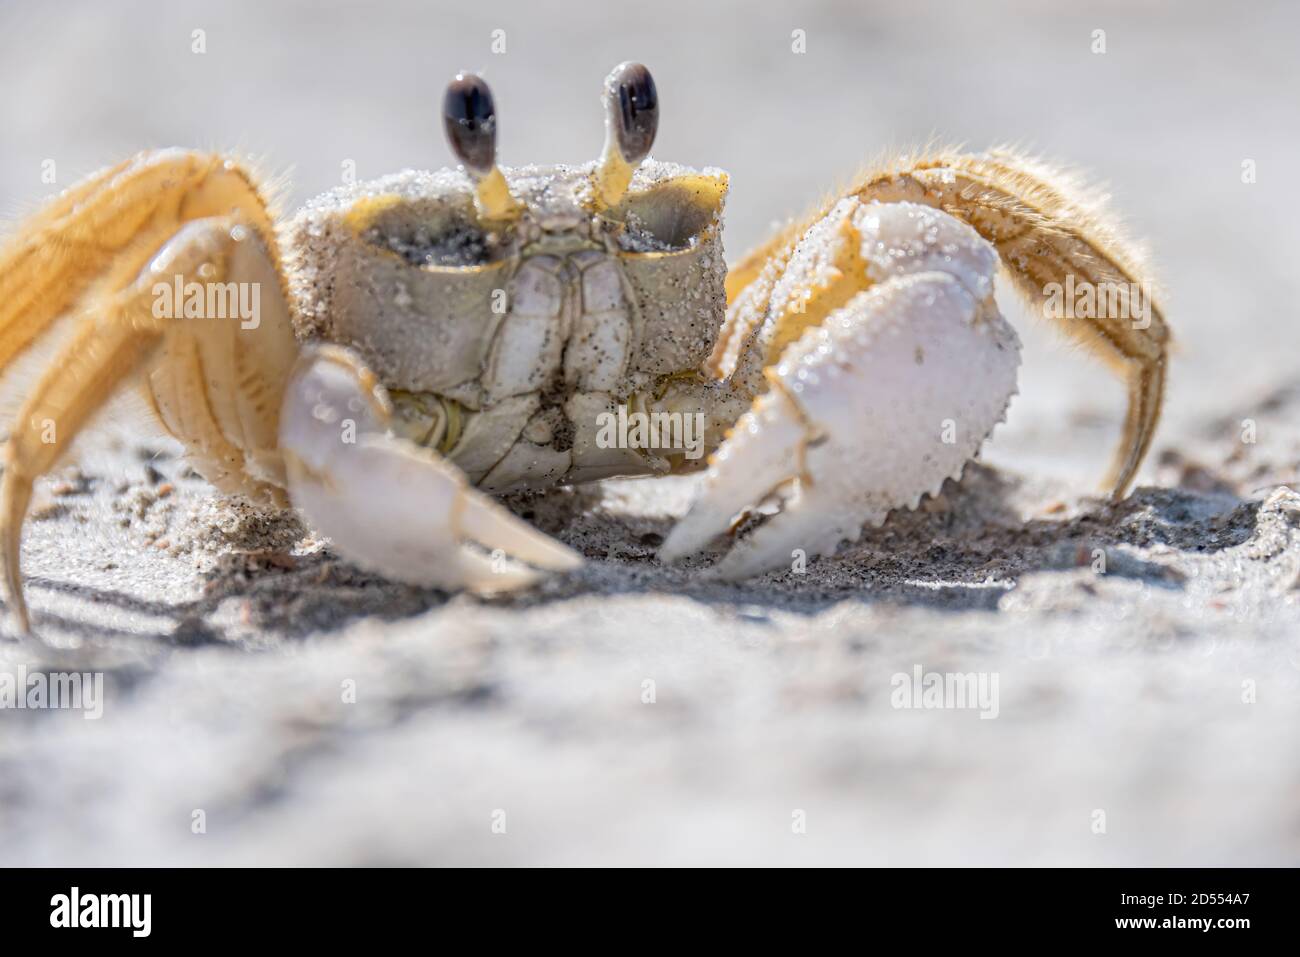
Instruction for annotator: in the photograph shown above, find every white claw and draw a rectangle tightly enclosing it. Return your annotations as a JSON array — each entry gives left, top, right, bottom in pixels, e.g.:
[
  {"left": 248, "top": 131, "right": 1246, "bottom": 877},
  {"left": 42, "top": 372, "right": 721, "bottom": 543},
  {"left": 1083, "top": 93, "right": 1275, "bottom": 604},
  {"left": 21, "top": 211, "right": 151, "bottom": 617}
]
[
  {"left": 657, "top": 391, "right": 805, "bottom": 564},
  {"left": 662, "top": 203, "right": 1021, "bottom": 579},
  {"left": 457, "top": 489, "right": 585, "bottom": 573},
  {"left": 280, "top": 345, "right": 581, "bottom": 592}
]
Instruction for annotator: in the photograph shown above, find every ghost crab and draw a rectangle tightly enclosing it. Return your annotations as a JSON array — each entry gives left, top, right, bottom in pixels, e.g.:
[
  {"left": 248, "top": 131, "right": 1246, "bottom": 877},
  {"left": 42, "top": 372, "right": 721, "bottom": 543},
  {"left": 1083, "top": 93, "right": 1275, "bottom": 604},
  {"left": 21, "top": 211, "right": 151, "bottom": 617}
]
[{"left": 0, "top": 63, "right": 1168, "bottom": 632}]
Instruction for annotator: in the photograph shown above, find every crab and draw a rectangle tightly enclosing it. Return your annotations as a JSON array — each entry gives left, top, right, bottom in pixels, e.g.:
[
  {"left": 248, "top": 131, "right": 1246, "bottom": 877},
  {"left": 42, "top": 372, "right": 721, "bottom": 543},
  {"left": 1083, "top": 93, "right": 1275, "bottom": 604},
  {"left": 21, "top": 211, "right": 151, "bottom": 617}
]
[{"left": 0, "top": 63, "right": 1168, "bottom": 633}]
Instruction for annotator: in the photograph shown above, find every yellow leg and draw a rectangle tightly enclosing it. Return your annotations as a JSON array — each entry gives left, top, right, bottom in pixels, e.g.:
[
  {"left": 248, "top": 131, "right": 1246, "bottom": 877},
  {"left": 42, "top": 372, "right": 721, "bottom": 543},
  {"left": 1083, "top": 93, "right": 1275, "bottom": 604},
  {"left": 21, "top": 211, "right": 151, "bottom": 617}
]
[
  {"left": 1, "top": 215, "right": 300, "bottom": 631},
  {"left": 2, "top": 272, "right": 166, "bottom": 631},
  {"left": 141, "top": 219, "right": 299, "bottom": 502},
  {"left": 716, "top": 147, "right": 1170, "bottom": 498},
  {"left": 0, "top": 150, "right": 293, "bottom": 632},
  {"left": 0, "top": 149, "right": 280, "bottom": 377}
]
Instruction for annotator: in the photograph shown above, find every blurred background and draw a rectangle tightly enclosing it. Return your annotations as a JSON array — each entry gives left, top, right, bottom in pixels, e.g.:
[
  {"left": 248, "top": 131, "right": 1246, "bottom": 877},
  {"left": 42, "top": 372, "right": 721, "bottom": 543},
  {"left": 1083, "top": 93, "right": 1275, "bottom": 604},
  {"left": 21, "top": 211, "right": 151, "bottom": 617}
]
[{"left": 1, "top": 0, "right": 1297, "bottom": 486}]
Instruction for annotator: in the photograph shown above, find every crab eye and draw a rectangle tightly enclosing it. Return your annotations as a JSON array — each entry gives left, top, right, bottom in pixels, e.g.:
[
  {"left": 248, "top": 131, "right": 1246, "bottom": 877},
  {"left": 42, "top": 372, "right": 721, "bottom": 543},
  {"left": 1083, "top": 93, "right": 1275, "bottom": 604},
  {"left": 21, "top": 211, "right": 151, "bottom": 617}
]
[
  {"left": 442, "top": 73, "right": 498, "bottom": 175},
  {"left": 606, "top": 62, "right": 658, "bottom": 163}
]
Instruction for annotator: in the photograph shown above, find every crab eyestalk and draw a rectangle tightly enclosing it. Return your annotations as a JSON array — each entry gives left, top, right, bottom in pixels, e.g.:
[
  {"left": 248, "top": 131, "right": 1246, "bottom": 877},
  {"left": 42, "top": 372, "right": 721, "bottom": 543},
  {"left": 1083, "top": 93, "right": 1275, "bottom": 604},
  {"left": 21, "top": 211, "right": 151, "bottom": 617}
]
[
  {"left": 591, "top": 62, "right": 659, "bottom": 211},
  {"left": 442, "top": 72, "right": 522, "bottom": 223}
]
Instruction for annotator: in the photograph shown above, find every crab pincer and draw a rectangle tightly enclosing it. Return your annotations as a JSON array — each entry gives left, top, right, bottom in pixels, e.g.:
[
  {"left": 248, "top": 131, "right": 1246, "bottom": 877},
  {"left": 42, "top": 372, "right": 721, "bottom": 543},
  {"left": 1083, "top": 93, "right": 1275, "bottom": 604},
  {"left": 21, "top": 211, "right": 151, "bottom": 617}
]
[{"left": 661, "top": 202, "right": 1021, "bottom": 578}]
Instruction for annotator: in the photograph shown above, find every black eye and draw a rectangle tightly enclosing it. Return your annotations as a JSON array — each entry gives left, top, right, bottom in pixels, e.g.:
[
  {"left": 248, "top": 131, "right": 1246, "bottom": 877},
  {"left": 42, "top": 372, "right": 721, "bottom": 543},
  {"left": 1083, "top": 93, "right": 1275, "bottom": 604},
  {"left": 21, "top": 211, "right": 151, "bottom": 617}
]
[
  {"left": 606, "top": 62, "right": 658, "bottom": 163},
  {"left": 442, "top": 73, "right": 498, "bottom": 175}
]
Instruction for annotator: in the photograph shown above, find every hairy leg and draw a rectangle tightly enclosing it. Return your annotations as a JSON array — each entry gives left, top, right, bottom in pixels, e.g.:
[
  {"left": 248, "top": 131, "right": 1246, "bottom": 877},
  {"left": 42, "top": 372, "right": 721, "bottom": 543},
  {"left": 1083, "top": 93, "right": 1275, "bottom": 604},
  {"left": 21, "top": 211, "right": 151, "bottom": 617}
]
[{"left": 716, "top": 147, "right": 1169, "bottom": 497}]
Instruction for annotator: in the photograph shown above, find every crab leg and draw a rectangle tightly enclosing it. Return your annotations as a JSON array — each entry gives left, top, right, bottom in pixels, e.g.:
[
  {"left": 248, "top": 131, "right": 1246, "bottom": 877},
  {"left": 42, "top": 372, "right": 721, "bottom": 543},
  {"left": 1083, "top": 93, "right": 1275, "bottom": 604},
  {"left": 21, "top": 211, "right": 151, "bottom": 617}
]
[
  {"left": 717, "top": 147, "right": 1169, "bottom": 498},
  {"left": 0, "top": 209, "right": 299, "bottom": 631},
  {"left": 1, "top": 252, "right": 170, "bottom": 631},
  {"left": 0, "top": 150, "right": 279, "bottom": 378},
  {"left": 279, "top": 345, "right": 582, "bottom": 592}
]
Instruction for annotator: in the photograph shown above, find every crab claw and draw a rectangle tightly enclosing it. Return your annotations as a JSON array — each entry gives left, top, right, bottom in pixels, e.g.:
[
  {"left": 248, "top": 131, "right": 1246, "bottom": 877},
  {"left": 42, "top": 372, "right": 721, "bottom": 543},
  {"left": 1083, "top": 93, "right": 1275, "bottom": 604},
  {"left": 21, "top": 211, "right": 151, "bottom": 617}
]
[
  {"left": 280, "top": 345, "right": 582, "bottom": 591},
  {"left": 661, "top": 202, "right": 1021, "bottom": 579}
]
